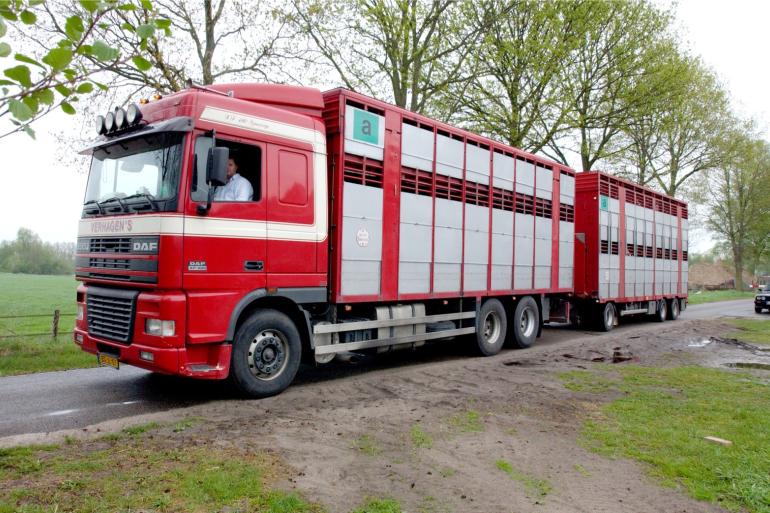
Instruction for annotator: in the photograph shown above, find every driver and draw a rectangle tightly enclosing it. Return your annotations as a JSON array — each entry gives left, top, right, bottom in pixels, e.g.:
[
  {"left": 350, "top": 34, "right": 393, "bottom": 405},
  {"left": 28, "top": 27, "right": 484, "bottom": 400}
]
[{"left": 213, "top": 157, "right": 253, "bottom": 201}]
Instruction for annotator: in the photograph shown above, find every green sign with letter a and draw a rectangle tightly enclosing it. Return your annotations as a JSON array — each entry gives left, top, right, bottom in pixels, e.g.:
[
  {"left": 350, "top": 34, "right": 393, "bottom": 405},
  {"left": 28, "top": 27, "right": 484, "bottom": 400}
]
[
  {"left": 600, "top": 195, "right": 609, "bottom": 211},
  {"left": 352, "top": 108, "right": 380, "bottom": 145}
]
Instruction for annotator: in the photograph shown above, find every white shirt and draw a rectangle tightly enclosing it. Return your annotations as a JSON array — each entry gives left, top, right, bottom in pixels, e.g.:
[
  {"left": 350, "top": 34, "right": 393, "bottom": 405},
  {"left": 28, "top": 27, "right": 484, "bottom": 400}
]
[{"left": 213, "top": 173, "right": 253, "bottom": 202}]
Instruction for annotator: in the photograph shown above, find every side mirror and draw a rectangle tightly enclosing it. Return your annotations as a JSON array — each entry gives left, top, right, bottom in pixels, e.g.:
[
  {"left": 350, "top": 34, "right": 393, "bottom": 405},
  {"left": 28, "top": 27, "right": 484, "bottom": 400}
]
[{"left": 206, "top": 147, "right": 229, "bottom": 186}]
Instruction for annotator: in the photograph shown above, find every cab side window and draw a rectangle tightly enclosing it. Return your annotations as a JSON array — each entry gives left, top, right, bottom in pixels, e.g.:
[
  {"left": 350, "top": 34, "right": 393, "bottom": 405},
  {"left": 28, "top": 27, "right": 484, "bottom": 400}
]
[{"left": 192, "top": 136, "right": 262, "bottom": 203}]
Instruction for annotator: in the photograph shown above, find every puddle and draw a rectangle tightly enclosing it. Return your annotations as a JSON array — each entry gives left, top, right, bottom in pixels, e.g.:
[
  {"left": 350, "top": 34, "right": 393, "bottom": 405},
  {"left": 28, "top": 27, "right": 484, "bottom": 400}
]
[
  {"left": 724, "top": 362, "right": 770, "bottom": 371},
  {"left": 561, "top": 347, "right": 634, "bottom": 364},
  {"left": 687, "top": 338, "right": 713, "bottom": 348}
]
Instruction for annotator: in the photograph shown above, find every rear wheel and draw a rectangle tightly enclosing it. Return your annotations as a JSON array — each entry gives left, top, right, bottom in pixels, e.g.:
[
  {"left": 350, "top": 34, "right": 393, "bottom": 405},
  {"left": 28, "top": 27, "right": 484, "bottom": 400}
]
[
  {"left": 229, "top": 309, "right": 301, "bottom": 398},
  {"left": 510, "top": 296, "right": 539, "bottom": 348},
  {"left": 596, "top": 302, "right": 616, "bottom": 332},
  {"left": 654, "top": 299, "right": 667, "bottom": 322},
  {"left": 475, "top": 299, "right": 507, "bottom": 356},
  {"left": 667, "top": 298, "right": 680, "bottom": 320},
  {"left": 756, "top": 307, "right": 763, "bottom": 314}
]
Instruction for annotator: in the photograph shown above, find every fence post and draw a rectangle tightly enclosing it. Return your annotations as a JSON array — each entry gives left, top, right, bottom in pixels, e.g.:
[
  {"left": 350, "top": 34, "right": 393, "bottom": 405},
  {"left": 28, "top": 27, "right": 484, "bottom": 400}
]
[{"left": 52, "top": 309, "right": 60, "bottom": 339}]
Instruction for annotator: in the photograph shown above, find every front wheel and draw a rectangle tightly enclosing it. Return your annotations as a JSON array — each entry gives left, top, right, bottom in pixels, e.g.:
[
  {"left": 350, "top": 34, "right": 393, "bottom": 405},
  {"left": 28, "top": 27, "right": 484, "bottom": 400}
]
[
  {"left": 596, "top": 302, "right": 616, "bottom": 332},
  {"left": 756, "top": 307, "right": 764, "bottom": 314},
  {"left": 654, "top": 299, "right": 667, "bottom": 322},
  {"left": 510, "top": 296, "right": 539, "bottom": 348},
  {"left": 475, "top": 299, "right": 507, "bottom": 356},
  {"left": 229, "top": 309, "right": 302, "bottom": 398}
]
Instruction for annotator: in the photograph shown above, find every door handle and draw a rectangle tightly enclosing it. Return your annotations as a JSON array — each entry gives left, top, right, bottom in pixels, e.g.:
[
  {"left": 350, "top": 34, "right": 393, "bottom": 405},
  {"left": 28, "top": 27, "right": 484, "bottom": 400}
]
[{"left": 244, "top": 260, "right": 264, "bottom": 271}]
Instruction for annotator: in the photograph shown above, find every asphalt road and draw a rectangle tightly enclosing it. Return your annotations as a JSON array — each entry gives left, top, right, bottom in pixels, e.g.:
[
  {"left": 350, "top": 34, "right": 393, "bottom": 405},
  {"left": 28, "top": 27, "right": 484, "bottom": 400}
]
[{"left": 0, "top": 298, "right": 763, "bottom": 438}]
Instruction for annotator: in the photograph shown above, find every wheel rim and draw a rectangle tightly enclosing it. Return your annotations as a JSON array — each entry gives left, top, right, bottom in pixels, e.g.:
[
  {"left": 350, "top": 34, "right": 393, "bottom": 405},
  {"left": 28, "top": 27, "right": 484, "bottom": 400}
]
[
  {"left": 604, "top": 305, "right": 614, "bottom": 328},
  {"left": 520, "top": 306, "right": 536, "bottom": 338},
  {"left": 247, "top": 329, "right": 289, "bottom": 381},
  {"left": 672, "top": 300, "right": 679, "bottom": 316},
  {"left": 660, "top": 301, "right": 667, "bottom": 319},
  {"left": 482, "top": 310, "right": 502, "bottom": 344}
]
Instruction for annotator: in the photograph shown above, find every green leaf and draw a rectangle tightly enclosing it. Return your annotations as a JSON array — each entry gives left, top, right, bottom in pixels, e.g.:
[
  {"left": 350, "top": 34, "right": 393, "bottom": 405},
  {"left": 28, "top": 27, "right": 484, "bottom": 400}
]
[
  {"left": 60, "top": 101, "right": 76, "bottom": 115},
  {"left": 4, "top": 65, "right": 32, "bottom": 87},
  {"left": 54, "top": 84, "right": 71, "bottom": 97},
  {"left": 91, "top": 40, "right": 119, "bottom": 61},
  {"left": 79, "top": 0, "right": 98, "bottom": 13},
  {"left": 120, "top": 22, "right": 134, "bottom": 32},
  {"left": 132, "top": 55, "right": 152, "bottom": 71},
  {"left": 8, "top": 98, "right": 33, "bottom": 121},
  {"left": 34, "top": 88, "right": 55, "bottom": 105},
  {"left": 22, "top": 95, "right": 39, "bottom": 114},
  {"left": 155, "top": 18, "right": 171, "bottom": 29},
  {"left": 42, "top": 47, "right": 73, "bottom": 71},
  {"left": 0, "top": 79, "right": 14, "bottom": 86},
  {"left": 64, "top": 15, "right": 84, "bottom": 40},
  {"left": 0, "top": 17, "right": 6, "bottom": 37},
  {"left": 62, "top": 68, "right": 76, "bottom": 80},
  {"left": 0, "top": 9, "right": 17, "bottom": 22},
  {"left": 118, "top": 3, "right": 137, "bottom": 10},
  {"left": 0, "top": 42, "right": 10, "bottom": 57},
  {"left": 76, "top": 44, "right": 92, "bottom": 55},
  {"left": 140, "top": 0, "right": 153, "bottom": 10},
  {"left": 136, "top": 23, "right": 154, "bottom": 39},
  {"left": 75, "top": 82, "right": 93, "bottom": 93},
  {"left": 19, "top": 9, "right": 36, "bottom": 24},
  {"left": 92, "top": 80, "right": 108, "bottom": 91},
  {"left": 14, "top": 53, "right": 44, "bottom": 68},
  {"left": 29, "top": 0, "right": 46, "bottom": 6},
  {"left": 23, "top": 124, "right": 36, "bottom": 139}
]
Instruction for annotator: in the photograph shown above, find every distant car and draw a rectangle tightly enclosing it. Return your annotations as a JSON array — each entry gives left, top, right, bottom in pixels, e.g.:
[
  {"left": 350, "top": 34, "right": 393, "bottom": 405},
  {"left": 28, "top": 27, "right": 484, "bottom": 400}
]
[{"left": 755, "top": 285, "right": 770, "bottom": 313}]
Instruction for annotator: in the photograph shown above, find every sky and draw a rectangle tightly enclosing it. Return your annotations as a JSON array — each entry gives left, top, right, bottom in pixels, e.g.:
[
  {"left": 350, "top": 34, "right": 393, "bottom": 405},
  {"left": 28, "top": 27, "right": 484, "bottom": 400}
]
[{"left": 0, "top": 0, "right": 768, "bottom": 253}]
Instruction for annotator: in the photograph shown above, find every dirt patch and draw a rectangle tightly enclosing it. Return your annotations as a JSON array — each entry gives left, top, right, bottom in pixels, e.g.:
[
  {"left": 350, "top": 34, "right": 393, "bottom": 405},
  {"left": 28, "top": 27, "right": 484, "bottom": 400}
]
[{"left": 4, "top": 319, "right": 755, "bottom": 512}]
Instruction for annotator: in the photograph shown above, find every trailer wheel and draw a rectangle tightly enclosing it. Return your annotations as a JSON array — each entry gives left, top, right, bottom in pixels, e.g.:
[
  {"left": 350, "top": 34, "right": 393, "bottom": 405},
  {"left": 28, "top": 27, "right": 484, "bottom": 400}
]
[
  {"left": 510, "top": 296, "right": 539, "bottom": 348},
  {"left": 654, "top": 299, "right": 667, "bottom": 322},
  {"left": 229, "top": 309, "right": 301, "bottom": 398},
  {"left": 475, "top": 299, "right": 507, "bottom": 356},
  {"left": 596, "top": 302, "right": 616, "bottom": 332},
  {"left": 667, "top": 298, "right": 680, "bottom": 320}
]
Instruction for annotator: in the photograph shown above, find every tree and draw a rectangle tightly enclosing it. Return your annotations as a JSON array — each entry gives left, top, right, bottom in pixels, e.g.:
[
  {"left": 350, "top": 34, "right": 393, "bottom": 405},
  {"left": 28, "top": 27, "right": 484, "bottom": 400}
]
[
  {"left": 65, "top": 0, "right": 295, "bottom": 93},
  {"left": 545, "top": 0, "right": 675, "bottom": 172},
  {"left": 0, "top": 0, "right": 168, "bottom": 139},
  {"left": 698, "top": 132, "right": 770, "bottom": 290},
  {"left": 287, "top": 0, "right": 485, "bottom": 113},
  {"left": 0, "top": 228, "right": 73, "bottom": 275},
  {"left": 439, "top": 0, "right": 580, "bottom": 152}
]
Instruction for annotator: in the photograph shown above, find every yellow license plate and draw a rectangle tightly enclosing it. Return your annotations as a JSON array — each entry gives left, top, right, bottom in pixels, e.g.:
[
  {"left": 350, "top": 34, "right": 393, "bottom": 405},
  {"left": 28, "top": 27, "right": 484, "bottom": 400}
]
[{"left": 97, "top": 353, "right": 120, "bottom": 369}]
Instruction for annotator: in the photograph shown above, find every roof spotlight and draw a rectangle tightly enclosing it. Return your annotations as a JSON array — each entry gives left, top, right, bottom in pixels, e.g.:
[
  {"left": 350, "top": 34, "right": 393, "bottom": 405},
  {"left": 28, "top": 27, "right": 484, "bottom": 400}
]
[
  {"left": 115, "top": 108, "right": 127, "bottom": 129},
  {"left": 126, "top": 103, "right": 143, "bottom": 125},
  {"left": 95, "top": 115, "right": 106, "bottom": 135},
  {"left": 104, "top": 111, "right": 115, "bottom": 132}
]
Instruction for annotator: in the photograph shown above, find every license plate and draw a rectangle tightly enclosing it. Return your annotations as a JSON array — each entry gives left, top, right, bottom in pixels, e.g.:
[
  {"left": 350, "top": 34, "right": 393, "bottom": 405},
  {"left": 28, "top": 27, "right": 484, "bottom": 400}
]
[{"left": 97, "top": 353, "right": 120, "bottom": 369}]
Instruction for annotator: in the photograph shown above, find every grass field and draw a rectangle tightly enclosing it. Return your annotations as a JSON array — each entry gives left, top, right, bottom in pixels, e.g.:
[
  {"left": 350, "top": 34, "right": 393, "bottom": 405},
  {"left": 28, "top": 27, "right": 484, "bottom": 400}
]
[
  {"left": 687, "top": 289, "right": 756, "bottom": 305},
  {"left": 725, "top": 318, "right": 770, "bottom": 346},
  {"left": 560, "top": 366, "right": 770, "bottom": 513},
  {"left": 0, "top": 273, "right": 95, "bottom": 376}
]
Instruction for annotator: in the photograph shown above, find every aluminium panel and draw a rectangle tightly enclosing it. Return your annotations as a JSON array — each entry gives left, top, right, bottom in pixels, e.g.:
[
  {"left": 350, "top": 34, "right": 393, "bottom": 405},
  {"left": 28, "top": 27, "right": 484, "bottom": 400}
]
[
  {"left": 401, "top": 123, "right": 434, "bottom": 172},
  {"left": 535, "top": 165, "right": 553, "bottom": 199},
  {"left": 492, "top": 210, "right": 514, "bottom": 289},
  {"left": 560, "top": 174, "right": 575, "bottom": 206},
  {"left": 433, "top": 198, "right": 463, "bottom": 293},
  {"left": 464, "top": 203, "right": 489, "bottom": 290},
  {"left": 466, "top": 144, "right": 490, "bottom": 185},
  {"left": 435, "top": 133, "right": 464, "bottom": 179},
  {"left": 493, "top": 152, "right": 515, "bottom": 190},
  {"left": 341, "top": 182, "right": 383, "bottom": 296}
]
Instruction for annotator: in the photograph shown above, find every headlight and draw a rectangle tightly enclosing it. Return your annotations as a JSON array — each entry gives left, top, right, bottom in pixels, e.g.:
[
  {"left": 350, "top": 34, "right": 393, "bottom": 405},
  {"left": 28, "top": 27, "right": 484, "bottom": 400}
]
[
  {"left": 145, "top": 319, "right": 175, "bottom": 336},
  {"left": 77, "top": 304, "right": 85, "bottom": 321}
]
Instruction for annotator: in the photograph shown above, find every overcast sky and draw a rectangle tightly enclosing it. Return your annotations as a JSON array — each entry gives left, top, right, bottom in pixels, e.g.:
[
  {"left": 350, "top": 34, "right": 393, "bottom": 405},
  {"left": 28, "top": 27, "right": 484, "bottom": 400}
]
[{"left": 0, "top": 0, "right": 767, "bottom": 254}]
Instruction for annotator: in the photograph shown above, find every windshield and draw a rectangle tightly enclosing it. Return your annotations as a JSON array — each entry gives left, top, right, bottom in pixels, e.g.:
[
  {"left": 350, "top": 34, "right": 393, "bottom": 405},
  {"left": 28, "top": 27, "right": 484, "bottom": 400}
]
[{"left": 83, "top": 132, "right": 184, "bottom": 214}]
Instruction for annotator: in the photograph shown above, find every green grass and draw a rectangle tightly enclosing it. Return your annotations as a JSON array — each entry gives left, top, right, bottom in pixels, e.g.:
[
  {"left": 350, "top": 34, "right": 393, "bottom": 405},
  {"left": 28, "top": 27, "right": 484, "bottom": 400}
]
[
  {"left": 726, "top": 318, "right": 770, "bottom": 346},
  {"left": 351, "top": 498, "right": 402, "bottom": 513},
  {"left": 560, "top": 366, "right": 770, "bottom": 513},
  {"left": 686, "top": 289, "right": 755, "bottom": 305},
  {"left": 354, "top": 434, "right": 383, "bottom": 456},
  {"left": 410, "top": 425, "right": 433, "bottom": 449},
  {"left": 0, "top": 436, "right": 321, "bottom": 513},
  {"left": 495, "top": 460, "right": 552, "bottom": 499},
  {"left": 446, "top": 410, "right": 484, "bottom": 433},
  {"left": 0, "top": 273, "right": 93, "bottom": 376}
]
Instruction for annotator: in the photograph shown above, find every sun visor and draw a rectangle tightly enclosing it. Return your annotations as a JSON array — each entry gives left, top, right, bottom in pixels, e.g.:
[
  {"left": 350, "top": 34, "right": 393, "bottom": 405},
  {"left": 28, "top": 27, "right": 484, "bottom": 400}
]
[{"left": 79, "top": 116, "right": 194, "bottom": 155}]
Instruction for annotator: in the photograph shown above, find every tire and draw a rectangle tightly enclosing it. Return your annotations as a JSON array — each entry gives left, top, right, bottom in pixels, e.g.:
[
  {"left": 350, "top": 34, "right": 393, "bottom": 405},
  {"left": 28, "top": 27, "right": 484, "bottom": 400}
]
[
  {"left": 654, "top": 299, "right": 667, "bottom": 322},
  {"left": 756, "top": 307, "right": 763, "bottom": 314},
  {"left": 229, "top": 309, "right": 302, "bottom": 398},
  {"left": 596, "top": 302, "right": 616, "bottom": 332},
  {"left": 475, "top": 299, "right": 507, "bottom": 356},
  {"left": 510, "top": 296, "right": 539, "bottom": 349},
  {"left": 667, "top": 298, "right": 680, "bottom": 320}
]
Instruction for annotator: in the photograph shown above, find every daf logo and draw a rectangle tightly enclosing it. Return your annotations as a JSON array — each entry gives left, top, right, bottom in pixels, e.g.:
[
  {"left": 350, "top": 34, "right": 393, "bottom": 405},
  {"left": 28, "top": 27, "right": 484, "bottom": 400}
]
[{"left": 133, "top": 241, "right": 158, "bottom": 252}]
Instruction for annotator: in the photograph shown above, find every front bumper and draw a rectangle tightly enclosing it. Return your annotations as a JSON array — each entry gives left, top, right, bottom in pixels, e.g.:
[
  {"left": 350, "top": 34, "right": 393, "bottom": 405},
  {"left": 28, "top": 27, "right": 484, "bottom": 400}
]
[
  {"left": 755, "top": 296, "right": 770, "bottom": 307},
  {"left": 74, "top": 285, "right": 231, "bottom": 379}
]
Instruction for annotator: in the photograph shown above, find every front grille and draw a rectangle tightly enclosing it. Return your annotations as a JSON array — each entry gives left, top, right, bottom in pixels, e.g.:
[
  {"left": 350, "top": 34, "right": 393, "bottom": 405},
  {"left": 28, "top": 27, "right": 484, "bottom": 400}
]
[
  {"left": 87, "top": 288, "right": 138, "bottom": 344},
  {"left": 89, "top": 237, "right": 132, "bottom": 253},
  {"left": 89, "top": 257, "right": 131, "bottom": 270}
]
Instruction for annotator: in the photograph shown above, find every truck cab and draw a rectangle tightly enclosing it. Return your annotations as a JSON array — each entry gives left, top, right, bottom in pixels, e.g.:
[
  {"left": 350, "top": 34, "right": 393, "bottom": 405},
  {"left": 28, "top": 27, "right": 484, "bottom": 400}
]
[
  {"left": 755, "top": 284, "right": 770, "bottom": 313},
  {"left": 74, "top": 83, "right": 329, "bottom": 395}
]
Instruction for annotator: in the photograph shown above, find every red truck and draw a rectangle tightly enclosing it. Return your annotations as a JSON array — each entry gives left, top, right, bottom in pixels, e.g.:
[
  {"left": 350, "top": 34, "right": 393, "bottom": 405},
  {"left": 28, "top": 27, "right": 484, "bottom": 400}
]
[{"left": 73, "top": 83, "right": 688, "bottom": 397}]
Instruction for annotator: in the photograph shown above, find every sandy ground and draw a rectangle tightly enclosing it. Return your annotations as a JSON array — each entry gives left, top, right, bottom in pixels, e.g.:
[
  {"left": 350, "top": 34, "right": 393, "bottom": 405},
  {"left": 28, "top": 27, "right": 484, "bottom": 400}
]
[{"left": 5, "top": 318, "right": 769, "bottom": 512}]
